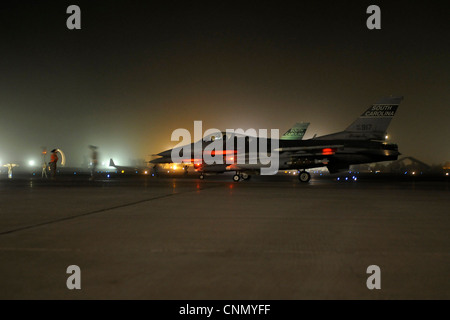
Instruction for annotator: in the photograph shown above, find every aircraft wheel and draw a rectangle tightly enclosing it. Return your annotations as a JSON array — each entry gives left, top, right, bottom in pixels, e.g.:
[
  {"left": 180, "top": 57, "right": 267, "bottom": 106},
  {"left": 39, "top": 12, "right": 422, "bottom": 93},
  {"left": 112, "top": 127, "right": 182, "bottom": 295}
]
[
  {"left": 233, "top": 174, "right": 241, "bottom": 182},
  {"left": 240, "top": 173, "right": 250, "bottom": 181},
  {"left": 298, "top": 171, "right": 311, "bottom": 183},
  {"left": 199, "top": 174, "right": 205, "bottom": 180}
]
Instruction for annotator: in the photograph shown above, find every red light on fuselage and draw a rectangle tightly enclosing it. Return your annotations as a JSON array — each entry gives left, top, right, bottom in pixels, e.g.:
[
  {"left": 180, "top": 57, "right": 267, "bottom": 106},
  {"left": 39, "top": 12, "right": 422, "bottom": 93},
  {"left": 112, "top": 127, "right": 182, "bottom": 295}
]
[
  {"left": 322, "top": 148, "right": 334, "bottom": 155},
  {"left": 206, "top": 150, "right": 237, "bottom": 156},
  {"left": 183, "top": 158, "right": 203, "bottom": 163}
]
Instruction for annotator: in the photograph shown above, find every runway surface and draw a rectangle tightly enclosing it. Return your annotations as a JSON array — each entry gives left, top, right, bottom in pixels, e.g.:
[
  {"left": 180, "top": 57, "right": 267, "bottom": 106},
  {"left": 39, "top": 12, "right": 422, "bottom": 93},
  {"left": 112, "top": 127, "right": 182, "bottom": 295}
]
[{"left": 0, "top": 174, "right": 449, "bottom": 299}]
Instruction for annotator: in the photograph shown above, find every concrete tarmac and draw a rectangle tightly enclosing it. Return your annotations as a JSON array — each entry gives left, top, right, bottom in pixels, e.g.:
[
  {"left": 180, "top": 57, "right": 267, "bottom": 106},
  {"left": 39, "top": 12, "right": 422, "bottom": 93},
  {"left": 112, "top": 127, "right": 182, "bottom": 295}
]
[{"left": 0, "top": 174, "right": 449, "bottom": 299}]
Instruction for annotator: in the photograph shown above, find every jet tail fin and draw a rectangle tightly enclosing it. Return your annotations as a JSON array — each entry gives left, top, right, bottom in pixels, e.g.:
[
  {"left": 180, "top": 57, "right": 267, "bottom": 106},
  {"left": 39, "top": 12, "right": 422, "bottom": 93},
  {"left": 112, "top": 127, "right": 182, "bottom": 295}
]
[
  {"left": 315, "top": 96, "right": 403, "bottom": 140},
  {"left": 109, "top": 158, "right": 116, "bottom": 167},
  {"left": 344, "top": 96, "right": 403, "bottom": 137},
  {"left": 281, "top": 122, "right": 310, "bottom": 140}
]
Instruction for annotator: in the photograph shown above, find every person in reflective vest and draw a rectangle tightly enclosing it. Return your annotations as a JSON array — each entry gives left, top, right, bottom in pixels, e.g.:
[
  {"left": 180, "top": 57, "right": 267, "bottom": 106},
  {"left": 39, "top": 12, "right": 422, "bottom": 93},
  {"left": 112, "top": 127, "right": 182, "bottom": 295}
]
[{"left": 49, "top": 149, "right": 59, "bottom": 179}]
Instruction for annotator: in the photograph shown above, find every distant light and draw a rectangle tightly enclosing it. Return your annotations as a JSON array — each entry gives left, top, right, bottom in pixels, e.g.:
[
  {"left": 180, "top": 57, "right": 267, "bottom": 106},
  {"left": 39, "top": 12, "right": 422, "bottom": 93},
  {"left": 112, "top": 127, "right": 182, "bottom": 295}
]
[
  {"left": 446, "top": 173, "right": 449, "bottom": 176},
  {"left": 404, "top": 172, "right": 407, "bottom": 174},
  {"left": 345, "top": 177, "right": 348, "bottom": 181},
  {"left": 167, "top": 171, "right": 170, "bottom": 173},
  {"left": 412, "top": 172, "right": 416, "bottom": 175},
  {"left": 385, "top": 135, "right": 389, "bottom": 140},
  {"left": 337, "top": 177, "right": 340, "bottom": 181},
  {"left": 28, "top": 160, "right": 35, "bottom": 166},
  {"left": 144, "top": 170, "right": 148, "bottom": 174},
  {"left": 107, "top": 174, "right": 110, "bottom": 178},
  {"left": 135, "top": 171, "right": 138, "bottom": 174},
  {"left": 121, "top": 170, "right": 125, "bottom": 174},
  {"left": 74, "top": 172, "right": 77, "bottom": 175},
  {"left": 354, "top": 177, "right": 358, "bottom": 181},
  {"left": 152, "top": 173, "right": 155, "bottom": 176}
]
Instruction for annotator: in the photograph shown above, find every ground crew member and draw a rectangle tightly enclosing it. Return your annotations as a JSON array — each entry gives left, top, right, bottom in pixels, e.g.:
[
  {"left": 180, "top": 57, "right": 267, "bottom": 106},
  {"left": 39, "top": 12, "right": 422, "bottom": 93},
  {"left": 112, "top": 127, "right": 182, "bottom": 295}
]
[{"left": 49, "top": 149, "right": 58, "bottom": 179}]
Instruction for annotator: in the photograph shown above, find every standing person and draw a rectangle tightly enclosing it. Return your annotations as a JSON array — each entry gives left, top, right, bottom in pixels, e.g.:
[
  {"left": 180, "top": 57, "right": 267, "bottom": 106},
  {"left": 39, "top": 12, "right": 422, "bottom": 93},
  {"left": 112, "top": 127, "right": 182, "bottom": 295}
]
[
  {"left": 41, "top": 149, "right": 48, "bottom": 179},
  {"left": 49, "top": 149, "right": 58, "bottom": 179},
  {"left": 89, "top": 145, "right": 98, "bottom": 180}
]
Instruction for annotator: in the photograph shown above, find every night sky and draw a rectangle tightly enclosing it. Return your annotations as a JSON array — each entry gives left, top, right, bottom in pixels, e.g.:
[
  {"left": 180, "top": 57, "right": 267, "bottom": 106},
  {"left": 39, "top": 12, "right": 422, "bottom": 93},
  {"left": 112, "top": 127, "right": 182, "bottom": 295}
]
[{"left": 0, "top": 1, "right": 448, "bottom": 167}]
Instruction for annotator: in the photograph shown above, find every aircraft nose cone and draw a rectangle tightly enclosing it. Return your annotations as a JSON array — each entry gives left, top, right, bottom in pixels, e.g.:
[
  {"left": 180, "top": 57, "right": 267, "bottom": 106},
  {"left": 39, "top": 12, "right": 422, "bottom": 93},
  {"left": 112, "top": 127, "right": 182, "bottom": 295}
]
[{"left": 158, "top": 149, "right": 172, "bottom": 157}]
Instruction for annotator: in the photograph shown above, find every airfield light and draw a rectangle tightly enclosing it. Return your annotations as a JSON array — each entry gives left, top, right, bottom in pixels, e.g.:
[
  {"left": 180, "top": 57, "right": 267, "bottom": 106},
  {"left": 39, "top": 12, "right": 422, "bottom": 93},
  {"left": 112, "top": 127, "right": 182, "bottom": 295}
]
[
  {"left": 121, "top": 170, "right": 125, "bottom": 174},
  {"left": 28, "top": 160, "right": 35, "bottom": 166},
  {"left": 385, "top": 135, "right": 389, "bottom": 140},
  {"left": 446, "top": 173, "right": 449, "bottom": 176},
  {"left": 144, "top": 171, "right": 148, "bottom": 174}
]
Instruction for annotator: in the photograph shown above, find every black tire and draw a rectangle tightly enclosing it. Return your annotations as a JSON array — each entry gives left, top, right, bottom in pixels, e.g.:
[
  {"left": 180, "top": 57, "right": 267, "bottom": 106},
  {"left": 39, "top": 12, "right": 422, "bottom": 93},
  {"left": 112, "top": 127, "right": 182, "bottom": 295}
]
[
  {"left": 233, "top": 174, "right": 241, "bottom": 182},
  {"left": 199, "top": 174, "right": 204, "bottom": 180},
  {"left": 240, "top": 173, "right": 250, "bottom": 180},
  {"left": 298, "top": 171, "right": 311, "bottom": 183}
]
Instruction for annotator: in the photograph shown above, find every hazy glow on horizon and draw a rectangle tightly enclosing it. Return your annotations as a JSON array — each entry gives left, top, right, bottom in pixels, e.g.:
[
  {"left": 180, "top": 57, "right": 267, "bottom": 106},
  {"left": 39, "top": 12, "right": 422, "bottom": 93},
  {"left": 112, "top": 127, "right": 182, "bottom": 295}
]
[{"left": 0, "top": 3, "right": 448, "bottom": 166}]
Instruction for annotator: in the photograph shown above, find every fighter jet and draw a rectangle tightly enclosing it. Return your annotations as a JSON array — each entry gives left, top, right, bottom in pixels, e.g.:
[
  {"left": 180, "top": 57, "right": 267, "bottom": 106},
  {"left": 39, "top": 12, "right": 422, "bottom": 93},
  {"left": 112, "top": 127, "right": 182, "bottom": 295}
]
[{"left": 151, "top": 96, "right": 403, "bottom": 182}]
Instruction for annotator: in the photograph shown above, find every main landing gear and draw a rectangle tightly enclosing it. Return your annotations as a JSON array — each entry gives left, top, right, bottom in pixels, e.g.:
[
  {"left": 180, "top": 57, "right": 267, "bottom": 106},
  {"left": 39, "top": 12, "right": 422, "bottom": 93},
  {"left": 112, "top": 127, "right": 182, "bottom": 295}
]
[
  {"left": 233, "top": 172, "right": 251, "bottom": 182},
  {"left": 298, "top": 170, "right": 311, "bottom": 183},
  {"left": 198, "top": 172, "right": 251, "bottom": 182}
]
